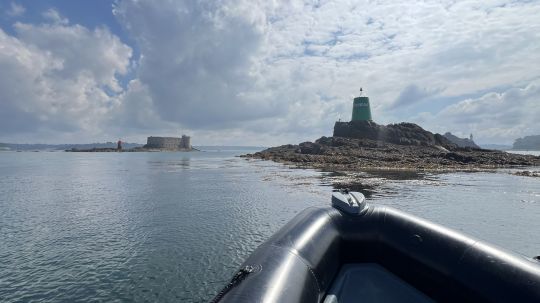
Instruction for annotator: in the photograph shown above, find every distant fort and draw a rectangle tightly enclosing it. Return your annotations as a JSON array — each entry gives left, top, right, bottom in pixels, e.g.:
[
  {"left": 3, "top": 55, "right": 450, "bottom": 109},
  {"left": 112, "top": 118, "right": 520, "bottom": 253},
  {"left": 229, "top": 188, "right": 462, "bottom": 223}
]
[
  {"left": 144, "top": 135, "right": 192, "bottom": 150},
  {"left": 65, "top": 134, "right": 194, "bottom": 152}
]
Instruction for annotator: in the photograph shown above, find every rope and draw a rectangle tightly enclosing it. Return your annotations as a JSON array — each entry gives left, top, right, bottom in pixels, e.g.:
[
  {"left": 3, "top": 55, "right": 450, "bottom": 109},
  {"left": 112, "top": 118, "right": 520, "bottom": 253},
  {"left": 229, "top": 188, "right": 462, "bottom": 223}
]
[{"left": 210, "top": 265, "right": 254, "bottom": 303}]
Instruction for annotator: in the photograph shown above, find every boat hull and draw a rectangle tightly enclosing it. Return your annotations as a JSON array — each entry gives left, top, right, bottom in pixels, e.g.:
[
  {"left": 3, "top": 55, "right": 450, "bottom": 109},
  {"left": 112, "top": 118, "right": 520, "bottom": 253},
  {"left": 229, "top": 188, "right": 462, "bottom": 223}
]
[{"left": 216, "top": 205, "right": 540, "bottom": 302}]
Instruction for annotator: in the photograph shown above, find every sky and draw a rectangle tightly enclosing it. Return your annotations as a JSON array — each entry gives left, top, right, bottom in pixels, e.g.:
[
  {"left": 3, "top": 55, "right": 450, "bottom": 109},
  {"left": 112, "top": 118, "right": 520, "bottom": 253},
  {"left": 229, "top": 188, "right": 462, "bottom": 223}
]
[{"left": 0, "top": 0, "right": 539, "bottom": 146}]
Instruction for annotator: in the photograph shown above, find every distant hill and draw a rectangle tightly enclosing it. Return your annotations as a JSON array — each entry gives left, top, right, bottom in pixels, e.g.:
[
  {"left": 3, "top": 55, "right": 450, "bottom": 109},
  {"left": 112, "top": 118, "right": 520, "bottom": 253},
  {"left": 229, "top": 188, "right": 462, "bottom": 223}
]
[
  {"left": 0, "top": 142, "right": 143, "bottom": 151},
  {"left": 513, "top": 135, "right": 540, "bottom": 150},
  {"left": 443, "top": 132, "right": 480, "bottom": 149}
]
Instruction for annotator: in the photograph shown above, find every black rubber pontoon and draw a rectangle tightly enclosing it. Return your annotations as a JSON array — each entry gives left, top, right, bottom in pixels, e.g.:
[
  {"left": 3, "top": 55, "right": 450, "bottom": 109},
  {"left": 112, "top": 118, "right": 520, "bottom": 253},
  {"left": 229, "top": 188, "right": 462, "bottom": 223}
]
[{"left": 213, "top": 191, "right": 540, "bottom": 303}]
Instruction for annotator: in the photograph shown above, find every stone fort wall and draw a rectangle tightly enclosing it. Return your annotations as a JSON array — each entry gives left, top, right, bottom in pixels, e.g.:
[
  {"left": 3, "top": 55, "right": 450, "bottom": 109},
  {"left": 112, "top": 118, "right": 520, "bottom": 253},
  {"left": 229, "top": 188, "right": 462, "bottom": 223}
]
[{"left": 146, "top": 136, "right": 191, "bottom": 149}]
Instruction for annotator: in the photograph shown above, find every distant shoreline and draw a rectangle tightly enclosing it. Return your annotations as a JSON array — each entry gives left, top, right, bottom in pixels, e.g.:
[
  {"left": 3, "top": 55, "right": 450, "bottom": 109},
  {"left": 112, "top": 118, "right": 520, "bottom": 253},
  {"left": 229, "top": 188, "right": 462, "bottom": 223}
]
[
  {"left": 65, "top": 147, "right": 199, "bottom": 152},
  {"left": 0, "top": 143, "right": 266, "bottom": 152}
]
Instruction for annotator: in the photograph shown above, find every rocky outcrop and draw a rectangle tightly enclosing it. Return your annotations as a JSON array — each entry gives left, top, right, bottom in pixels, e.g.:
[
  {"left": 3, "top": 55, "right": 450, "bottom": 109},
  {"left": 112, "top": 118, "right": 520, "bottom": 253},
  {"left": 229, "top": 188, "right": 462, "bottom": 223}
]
[
  {"left": 513, "top": 135, "right": 540, "bottom": 150},
  {"left": 333, "top": 121, "right": 455, "bottom": 149},
  {"left": 443, "top": 132, "right": 480, "bottom": 149},
  {"left": 513, "top": 170, "right": 540, "bottom": 177},
  {"left": 243, "top": 136, "right": 540, "bottom": 171}
]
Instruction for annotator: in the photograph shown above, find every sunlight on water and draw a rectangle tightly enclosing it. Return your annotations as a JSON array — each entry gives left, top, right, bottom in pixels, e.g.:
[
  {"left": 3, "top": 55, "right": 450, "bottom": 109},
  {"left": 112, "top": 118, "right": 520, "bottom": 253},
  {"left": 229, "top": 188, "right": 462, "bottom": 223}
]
[
  {"left": 0, "top": 151, "right": 539, "bottom": 302},
  {"left": 507, "top": 150, "right": 540, "bottom": 156}
]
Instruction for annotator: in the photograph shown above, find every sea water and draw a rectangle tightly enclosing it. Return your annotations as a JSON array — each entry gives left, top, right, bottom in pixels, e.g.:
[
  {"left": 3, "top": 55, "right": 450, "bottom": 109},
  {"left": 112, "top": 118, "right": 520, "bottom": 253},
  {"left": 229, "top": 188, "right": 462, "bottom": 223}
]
[{"left": 0, "top": 150, "right": 539, "bottom": 302}]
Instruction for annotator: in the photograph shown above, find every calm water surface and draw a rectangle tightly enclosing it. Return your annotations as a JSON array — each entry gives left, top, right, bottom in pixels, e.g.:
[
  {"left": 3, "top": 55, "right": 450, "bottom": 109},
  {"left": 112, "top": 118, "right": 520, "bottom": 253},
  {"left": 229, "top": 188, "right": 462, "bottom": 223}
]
[{"left": 1, "top": 150, "right": 539, "bottom": 302}]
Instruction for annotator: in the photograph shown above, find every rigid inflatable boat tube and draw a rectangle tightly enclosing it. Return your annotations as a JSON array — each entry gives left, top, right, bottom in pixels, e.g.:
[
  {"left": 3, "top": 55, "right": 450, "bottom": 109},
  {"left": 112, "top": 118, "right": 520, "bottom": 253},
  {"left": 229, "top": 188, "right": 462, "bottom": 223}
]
[
  {"left": 217, "top": 207, "right": 342, "bottom": 302},
  {"left": 374, "top": 207, "right": 540, "bottom": 302},
  {"left": 216, "top": 205, "right": 540, "bottom": 303}
]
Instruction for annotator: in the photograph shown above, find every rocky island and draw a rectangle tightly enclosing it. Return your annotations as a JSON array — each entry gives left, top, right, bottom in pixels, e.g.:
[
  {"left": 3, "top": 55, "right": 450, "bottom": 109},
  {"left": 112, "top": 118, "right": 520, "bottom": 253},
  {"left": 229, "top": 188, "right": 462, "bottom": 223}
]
[
  {"left": 67, "top": 135, "right": 197, "bottom": 152},
  {"left": 243, "top": 92, "right": 540, "bottom": 171},
  {"left": 243, "top": 121, "right": 540, "bottom": 170}
]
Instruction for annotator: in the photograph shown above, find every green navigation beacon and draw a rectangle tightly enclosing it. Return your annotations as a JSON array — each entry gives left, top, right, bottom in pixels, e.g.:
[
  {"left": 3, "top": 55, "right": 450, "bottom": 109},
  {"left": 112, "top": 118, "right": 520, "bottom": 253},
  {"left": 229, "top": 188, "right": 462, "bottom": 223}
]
[{"left": 351, "top": 88, "right": 372, "bottom": 121}]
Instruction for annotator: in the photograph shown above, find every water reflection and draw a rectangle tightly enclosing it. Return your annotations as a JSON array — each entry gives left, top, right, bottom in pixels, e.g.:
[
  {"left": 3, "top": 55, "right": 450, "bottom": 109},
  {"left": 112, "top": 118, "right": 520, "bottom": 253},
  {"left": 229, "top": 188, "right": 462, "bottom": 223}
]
[
  {"left": 1, "top": 152, "right": 539, "bottom": 303},
  {"left": 147, "top": 157, "right": 190, "bottom": 169},
  {"left": 310, "top": 166, "right": 540, "bottom": 260},
  {"left": 320, "top": 169, "right": 444, "bottom": 199}
]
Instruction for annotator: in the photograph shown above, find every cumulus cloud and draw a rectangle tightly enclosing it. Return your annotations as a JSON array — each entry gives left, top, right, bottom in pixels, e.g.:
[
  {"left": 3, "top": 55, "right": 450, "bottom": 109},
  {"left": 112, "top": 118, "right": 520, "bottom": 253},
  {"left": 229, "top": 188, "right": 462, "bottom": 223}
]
[
  {"left": 13, "top": 20, "right": 131, "bottom": 90},
  {"left": 112, "top": 0, "right": 282, "bottom": 129},
  {"left": 411, "top": 80, "right": 540, "bottom": 144},
  {"left": 42, "top": 8, "right": 69, "bottom": 25},
  {"left": 390, "top": 85, "right": 442, "bottom": 109},
  {"left": 110, "top": 80, "right": 175, "bottom": 131},
  {"left": 111, "top": 0, "right": 540, "bottom": 144},
  {"left": 0, "top": 17, "right": 132, "bottom": 141},
  {"left": 6, "top": 2, "right": 25, "bottom": 17},
  {"left": 1, "top": 0, "right": 540, "bottom": 144}
]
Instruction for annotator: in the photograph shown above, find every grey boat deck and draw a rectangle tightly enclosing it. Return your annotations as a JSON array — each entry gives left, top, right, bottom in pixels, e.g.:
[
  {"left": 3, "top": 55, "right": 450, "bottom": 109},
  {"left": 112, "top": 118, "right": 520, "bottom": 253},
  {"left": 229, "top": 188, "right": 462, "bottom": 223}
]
[{"left": 323, "top": 263, "right": 435, "bottom": 303}]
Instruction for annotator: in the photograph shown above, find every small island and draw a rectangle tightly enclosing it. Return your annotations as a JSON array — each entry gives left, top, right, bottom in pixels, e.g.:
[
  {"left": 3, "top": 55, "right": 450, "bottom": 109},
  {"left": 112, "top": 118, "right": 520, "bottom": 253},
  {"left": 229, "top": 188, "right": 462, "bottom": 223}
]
[
  {"left": 242, "top": 91, "right": 540, "bottom": 171},
  {"left": 67, "top": 135, "right": 197, "bottom": 152}
]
